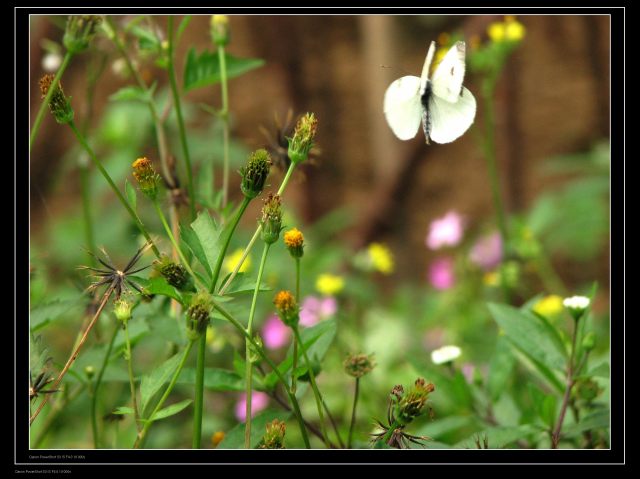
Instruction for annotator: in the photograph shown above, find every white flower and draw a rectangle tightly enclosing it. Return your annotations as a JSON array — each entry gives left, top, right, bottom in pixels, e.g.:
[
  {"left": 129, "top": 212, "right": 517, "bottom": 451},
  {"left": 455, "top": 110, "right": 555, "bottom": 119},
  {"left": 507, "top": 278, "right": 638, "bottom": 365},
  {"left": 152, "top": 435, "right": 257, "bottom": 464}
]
[
  {"left": 563, "top": 295, "right": 590, "bottom": 311},
  {"left": 431, "top": 345, "right": 461, "bottom": 365},
  {"left": 42, "top": 52, "right": 62, "bottom": 72}
]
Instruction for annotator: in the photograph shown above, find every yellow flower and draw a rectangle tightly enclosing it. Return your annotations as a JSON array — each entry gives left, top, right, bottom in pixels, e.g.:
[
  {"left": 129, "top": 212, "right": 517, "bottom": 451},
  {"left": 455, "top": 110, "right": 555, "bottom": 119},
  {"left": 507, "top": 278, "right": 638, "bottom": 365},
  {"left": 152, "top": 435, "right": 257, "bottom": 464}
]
[
  {"left": 487, "top": 21, "right": 506, "bottom": 42},
  {"left": 223, "top": 248, "right": 251, "bottom": 275},
  {"left": 368, "top": 243, "right": 394, "bottom": 275},
  {"left": 534, "top": 295, "right": 565, "bottom": 318},
  {"left": 211, "top": 431, "right": 225, "bottom": 448},
  {"left": 483, "top": 271, "right": 500, "bottom": 287},
  {"left": 504, "top": 16, "right": 525, "bottom": 41},
  {"left": 315, "top": 274, "right": 344, "bottom": 295}
]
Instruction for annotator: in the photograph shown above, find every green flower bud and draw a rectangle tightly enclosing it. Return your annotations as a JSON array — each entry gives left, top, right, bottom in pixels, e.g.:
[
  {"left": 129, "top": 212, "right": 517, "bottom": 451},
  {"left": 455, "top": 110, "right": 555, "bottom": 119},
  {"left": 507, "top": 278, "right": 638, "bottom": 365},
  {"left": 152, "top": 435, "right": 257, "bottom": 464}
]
[
  {"left": 63, "top": 15, "right": 103, "bottom": 55},
  {"left": 186, "top": 292, "right": 213, "bottom": 340},
  {"left": 84, "top": 366, "right": 95, "bottom": 380},
  {"left": 114, "top": 299, "right": 133, "bottom": 324},
  {"left": 132, "top": 157, "right": 161, "bottom": 200},
  {"left": 394, "top": 378, "right": 435, "bottom": 426},
  {"left": 210, "top": 15, "right": 230, "bottom": 47},
  {"left": 287, "top": 113, "right": 317, "bottom": 165},
  {"left": 582, "top": 332, "right": 596, "bottom": 351},
  {"left": 39, "top": 74, "right": 74, "bottom": 124},
  {"left": 153, "top": 255, "right": 194, "bottom": 292},
  {"left": 273, "top": 290, "right": 298, "bottom": 327},
  {"left": 240, "top": 149, "right": 272, "bottom": 199},
  {"left": 259, "top": 419, "right": 286, "bottom": 449},
  {"left": 573, "top": 378, "right": 601, "bottom": 403},
  {"left": 260, "top": 193, "right": 283, "bottom": 245},
  {"left": 343, "top": 353, "right": 376, "bottom": 378}
]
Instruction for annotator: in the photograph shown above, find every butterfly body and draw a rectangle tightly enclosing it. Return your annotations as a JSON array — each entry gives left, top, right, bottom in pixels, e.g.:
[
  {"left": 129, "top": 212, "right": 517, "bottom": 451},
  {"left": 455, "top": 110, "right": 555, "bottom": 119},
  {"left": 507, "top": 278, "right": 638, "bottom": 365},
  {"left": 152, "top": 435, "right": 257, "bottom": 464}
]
[{"left": 384, "top": 41, "right": 476, "bottom": 144}]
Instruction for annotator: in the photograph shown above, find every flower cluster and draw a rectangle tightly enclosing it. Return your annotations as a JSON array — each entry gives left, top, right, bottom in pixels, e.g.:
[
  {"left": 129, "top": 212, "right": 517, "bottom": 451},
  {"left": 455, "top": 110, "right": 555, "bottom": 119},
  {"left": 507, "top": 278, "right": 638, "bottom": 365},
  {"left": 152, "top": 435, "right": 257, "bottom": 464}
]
[
  {"left": 259, "top": 419, "right": 286, "bottom": 449},
  {"left": 186, "top": 292, "right": 213, "bottom": 339},
  {"left": 273, "top": 290, "right": 299, "bottom": 327},
  {"left": 39, "top": 74, "right": 74, "bottom": 124},
  {"left": 132, "top": 157, "right": 160, "bottom": 200},
  {"left": 240, "top": 149, "right": 272, "bottom": 199},
  {"left": 260, "top": 193, "right": 283, "bottom": 244},
  {"left": 153, "top": 255, "right": 194, "bottom": 291},
  {"left": 288, "top": 113, "right": 318, "bottom": 165},
  {"left": 63, "top": 15, "right": 103, "bottom": 54},
  {"left": 284, "top": 228, "right": 305, "bottom": 259},
  {"left": 343, "top": 353, "right": 376, "bottom": 378}
]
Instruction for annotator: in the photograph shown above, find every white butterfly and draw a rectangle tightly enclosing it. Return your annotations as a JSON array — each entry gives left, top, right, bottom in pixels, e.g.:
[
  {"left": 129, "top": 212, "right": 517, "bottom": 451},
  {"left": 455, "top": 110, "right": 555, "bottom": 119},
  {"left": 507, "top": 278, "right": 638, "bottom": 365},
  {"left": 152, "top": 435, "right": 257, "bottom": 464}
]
[{"left": 383, "top": 41, "right": 476, "bottom": 144}]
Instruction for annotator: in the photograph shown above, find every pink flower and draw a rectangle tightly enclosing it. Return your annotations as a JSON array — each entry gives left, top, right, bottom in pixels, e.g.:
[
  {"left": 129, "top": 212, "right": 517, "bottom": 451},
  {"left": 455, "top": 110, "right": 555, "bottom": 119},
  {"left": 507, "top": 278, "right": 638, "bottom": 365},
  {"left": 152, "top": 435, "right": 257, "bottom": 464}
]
[
  {"left": 235, "top": 391, "right": 269, "bottom": 422},
  {"left": 426, "top": 211, "right": 465, "bottom": 250},
  {"left": 469, "top": 232, "right": 503, "bottom": 271},
  {"left": 461, "top": 363, "right": 476, "bottom": 384},
  {"left": 428, "top": 257, "right": 456, "bottom": 290},
  {"left": 262, "top": 314, "right": 291, "bottom": 350},
  {"left": 299, "top": 295, "right": 337, "bottom": 327}
]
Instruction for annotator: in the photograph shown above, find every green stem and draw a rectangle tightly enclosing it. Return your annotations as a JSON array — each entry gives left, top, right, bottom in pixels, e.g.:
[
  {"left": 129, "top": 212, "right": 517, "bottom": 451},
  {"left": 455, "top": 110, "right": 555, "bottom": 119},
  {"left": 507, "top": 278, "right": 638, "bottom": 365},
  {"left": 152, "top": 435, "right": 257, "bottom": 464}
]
[
  {"left": 209, "top": 196, "right": 252, "bottom": 293},
  {"left": 292, "top": 258, "right": 300, "bottom": 394},
  {"left": 30, "top": 51, "right": 74, "bottom": 151},
  {"left": 551, "top": 317, "right": 579, "bottom": 448},
  {"left": 68, "top": 121, "right": 160, "bottom": 258},
  {"left": 218, "top": 44, "right": 230, "bottom": 208},
  {"left": 219, "top": 163, "right": 297, "bottom": 295},
  {"left": 380, "top": 420, "right": 400, "bottom": 445},
  {"left": 192, "top": 335, "right": 206, "bottom": 449},
  {"left": 33, "top": 385, "right": 85, "bottom": 448},
  {"left": 123, "top": 321, "right": 141, "bottom": 432},
  {"left": 90, "top": 322, "right": 120, "bottom": 449},
  {"left": 211, "top": 301, "right": 311, "bottom": 448},
  {"left": 152, "top": 199, "right": 204, "bottom": 289},
  {"left": 134, "top": 339, "right": 195, "bottom": 449},
  {"left": 167, "top": 16, "right": 196, "bottom": 221},
  {"left": 293, "top": 326, "right": 331, "bottom": 448},
  {"left": 348, "top": 377, "right": 360, "bottom": 449},
  {"left": 244, "top": 243, "right": 271, "bottom": 448}
]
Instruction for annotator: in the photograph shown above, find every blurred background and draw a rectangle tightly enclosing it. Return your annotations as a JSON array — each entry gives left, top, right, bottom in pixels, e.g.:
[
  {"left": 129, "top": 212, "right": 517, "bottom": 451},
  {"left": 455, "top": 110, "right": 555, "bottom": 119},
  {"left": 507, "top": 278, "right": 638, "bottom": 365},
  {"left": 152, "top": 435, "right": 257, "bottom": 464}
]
[{"left": 29, "top": 14, "right": 610, "bottom": 448}]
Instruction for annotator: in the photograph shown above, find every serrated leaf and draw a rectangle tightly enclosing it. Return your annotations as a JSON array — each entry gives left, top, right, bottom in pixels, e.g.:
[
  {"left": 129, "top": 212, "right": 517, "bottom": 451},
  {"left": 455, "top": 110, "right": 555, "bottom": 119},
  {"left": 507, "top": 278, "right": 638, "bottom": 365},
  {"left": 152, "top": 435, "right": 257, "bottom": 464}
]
[
  {"left": 140, "top": 353, "right": 182, "bottom": 415},
  {"left": 488, "top": 336, "right": 516, "bottom": 402},
  {"left": 178, "top": 368, "right": 245, "bottom": 391},
  {"left": 30, "top": 298, "right": 82, "bottom": 331},
  {"left": 125, "top": 179, "right": 137, "bottom": 212},
  {"left": 221, "top": 272, "right": 271, "bottom": 296},
  {"left": 562, "top": 408, "right": 609, "bottom": 437},
  {"left": 488, "top": 303, "right": 567, "bottom": 372},
  {"left": 109, "top": 84, "right": 155, "bottom": 103},
  {"left": 190, "top": 211, "right": 223, "bottom": 279},
  {"left": 183, "top": 48, "right": 265, "bottom": 92},
  {"left": 218, "top": 409, "right": 290, "bottom": 449},
  {"left": 112, "top": 406, "right": 134, "bottom": 415},
  {"left": 180, "top": 222, "right": 212, "bottom": 282},
  {"left": 150, "top": 399, "right": 193, "bottom": 421},
  {"left": 129, "top": 275, "right": 183, "bottom": 303}
]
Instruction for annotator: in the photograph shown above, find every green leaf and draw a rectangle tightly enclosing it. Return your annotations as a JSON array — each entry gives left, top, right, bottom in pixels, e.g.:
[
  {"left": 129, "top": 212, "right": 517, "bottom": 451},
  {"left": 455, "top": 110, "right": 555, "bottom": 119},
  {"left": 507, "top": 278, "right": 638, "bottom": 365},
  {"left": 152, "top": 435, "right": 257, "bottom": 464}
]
[
  {"left": 263, "top": 319, "right": 337, "bottom": 390},
  {"left": 112, "top": 406, "right": 134, "bottom": 415},
  {"left": 130, "top": 25, "right": 160, "bottom": 52},
  {"left": 176, "top": 16, "right": 192, "bottom": 43},
  {"left": 178, "top": 368, "right": 245, "bottom": 391},
  {"left": 190, "top": 211, "right": 223, "bottom": 279},
  {"left": 414, "top": 416, "right": 477, "bottom": 440},
  {"left": 488, "top": 303, "right": 567, "bottom": 371},
  {"left": 528, "top": 383, "right": 557, "bottom": 429},
  {"left": 30, "top": 298, "right": 82, "bottom": 332},
  {"left": 582, "top": 362, "right": 610, "bottom": 379},
  {"left": 562, "top": 408, "right": 609, "bottom": 437},
  {"left": 180, "top": 222, "right": 213, "bottom": 281},
  {"left": 511, "top": 346, "right": 565, "bottom": 394},
  {"left": 218, "top": 409, "right": 290, "bottom": 449},
  {"left": 488, "top": 336, "right": 516, "bottom": 402},
  {"left": 109, "top": 84, "right": 156, "bottom": 103},
  {"left": 129, "top": 276, "right": 183, "bottom": 303},
  {"left": 220, "top": 272, "right": 271, "bottom": 296},
  {"left": 455, "top": 425, "right": 538, "bottom": 449},
  {"left": 183, "top": 48, "right": 265, "bottom": 92},
  {"left": 150, "top": 399, "right": 193, "bottom": 421},
  {"left": 125, "top": 179, "right": 137, "bottom": 212},
  {"left": 140, "top": 353, "right": 182, "bottom": 415}
]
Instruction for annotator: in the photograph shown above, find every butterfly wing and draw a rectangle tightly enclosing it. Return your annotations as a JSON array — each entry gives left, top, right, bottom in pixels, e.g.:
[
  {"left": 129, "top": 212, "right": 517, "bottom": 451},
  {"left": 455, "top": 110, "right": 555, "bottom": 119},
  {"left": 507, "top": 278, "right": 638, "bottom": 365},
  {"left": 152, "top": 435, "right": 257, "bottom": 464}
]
[
  {"left": 383, "top": 75, "right": 423, "bottom": 140},
  {"left": 426, "top": 86, "right": 476, "bottom": 144},
  {"left": 431, "top": 41, "right": 467, "bottom": 104}
]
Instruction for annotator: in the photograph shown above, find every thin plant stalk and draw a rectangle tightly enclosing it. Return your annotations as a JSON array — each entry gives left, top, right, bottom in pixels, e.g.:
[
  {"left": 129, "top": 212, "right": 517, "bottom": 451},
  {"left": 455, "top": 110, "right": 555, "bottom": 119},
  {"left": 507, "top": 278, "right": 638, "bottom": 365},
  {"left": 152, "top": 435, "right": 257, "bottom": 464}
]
[
  {"left": 33, "top": 385, "right": 85, "bottom": 448},
  {"left": 68, "top": 121, "right": 160, "bottom": 258},
  {"left": 292, "top": 258, "right": 300, "bottom": 394},
  {"left": 218, "top": 43, "right": 230, "bottom": 208},
  {"left": 292, "top": 326, "right": 331, "bottom": 448},
  {"left": 90, "top": 321, "right": 120, "bottom": 449},
  {"left": 30, "top": 284, "right": 115, "bottom": 425},
  {"left": 30, "top": 51, "right": 74, "bottom": 151},
  {"left": 134, "top": 339, "right": 195, "bottom": 449},
  {"left": 348, "top": 377, "right": 360, "bottom": 448},
  {"left": 211, "top": 301, "right": 311, "bottom": 448},
  {"left": 123, "top": 321, "right": 141, "bottom": 432},
  {"left": 167, "top": 16, "right": 196, "bottom": 221},
  {"left": 191, "top": 195, "right": 251, "bottom": 449},
  {"left": 244, "top": 243, "right": 271, "bottom": 448},
  {"left": 79, "top": 162, "right": 96, "bottom": 263},
  {"left": 551, "top": 318, "right": 580, "bottom": 448},
  {"left": 219, "top": 162, "right": 297, "bottom": 295}
]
